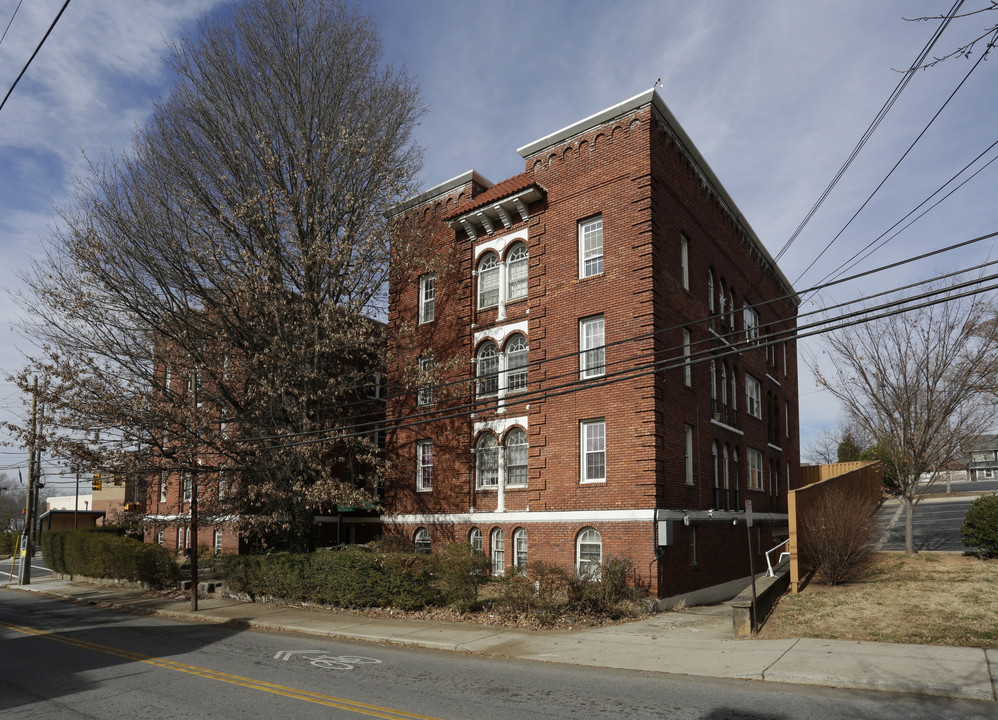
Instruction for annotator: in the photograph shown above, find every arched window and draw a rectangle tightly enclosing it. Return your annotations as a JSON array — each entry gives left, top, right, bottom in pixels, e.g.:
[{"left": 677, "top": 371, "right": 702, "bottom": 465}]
[
  {"left": 505, "top": 334, "right": 528, "bottom": 392},
  {"left": 513, "top": 528, "right": 528, "bottom": 573},
  {"left": 720, "top": 363, "right": 728, "bottom": 414},
  {"left": 469, "top": 527, "right": 483, "bottom": 554},
  {"left": 414, "top": 527, "right": 431, "bottom": 554},
  {"left": 491, "top": 528, "right": 505, "bottom": 576},
  {"left": 476, "top": 342, "right": 499, "bottom": 396},
  {"left": 709, "top": 360, "right": 717, "bottom": 414},
  {"left": 506, "top": 243, "right": 528, "bottom": 300},
  {"left": 707, "top": 269, "right": 715, "bottom": 312},
  {"left": 733, "top": 448, "right": 741, "bottom": 510},
  {"left": 475, "top": 434, "right": 499, "bottom": 488},
  {"left": 505, "top": 428, "right": 528, "bottom": 487},
  {"left": 723, "top": 444, "right": 730, "bottom": 510},
  {"left": 576, "top": 527, "right": 602, "bottom": 579},
  {"left": 711, "top": 442, "right": 720, "bottom": 509},
  {"left": 477, "top": 252, "right": 500, "bottom": 308}
]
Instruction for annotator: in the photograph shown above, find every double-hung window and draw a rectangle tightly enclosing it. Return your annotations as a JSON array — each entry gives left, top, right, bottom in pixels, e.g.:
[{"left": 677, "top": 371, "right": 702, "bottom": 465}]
[
  {"left": 505, "top": 428, "right": 528, "bottom": 487},
  {"left": 579, "top": 216, "right": 604, "bottom": 278},
  {"left": 506, "top": 243, "right": 528, "bottom": 300},
  {"left": 743, "top": 304, "right": 759, "bottom": 343},
  {"left": 747, "top": 448, "right": 763, "bottom": 490},
  {"left": 418, "top": 356, "right": 434, "bottom": 405},
  {"left": 684, "top": 424, "right": 694, "bottom": 486},
  {"left": 159, "top": 471, "right": 168, "bottom": 503},
  {"left": 416, "top": 440, "right": 433, "bottom": 492},
  {"left": 419, "top": 274, "right": 435, "bottom": 324},
  {"left": 682, "top": 328, "right": 692, "bottom": 386},
  {"left": 581, "top": 419, "right": 606, "bottom": 483},
  {"left": 505, "top": 334, "right": 528, "bottom": 392},
  {"left": 475, "top": 434, "right": 499, "bottom": 488},
  {"left": 476, "top": 342, "right": 499, "bottom": 396},
  {"left": 746, "top": 374, "right": 762, "bottom": 419},
  {"left": 577, "top": 528, "right": 602, "bottom": 579},
  {"left": 182, "top": 472, "right": 192, "bottom": 502},
  {"left": 477, "top": 253, "right": 500, "bottom": 308},
  {"left": 580, "top": 315, "right": 605, "bottom": 379},
  {"left": 680, "top": 234, "right": 689, "bottom": 290},
  {"left": 513, "top": 528, "right": 528, "bottom": 573}
]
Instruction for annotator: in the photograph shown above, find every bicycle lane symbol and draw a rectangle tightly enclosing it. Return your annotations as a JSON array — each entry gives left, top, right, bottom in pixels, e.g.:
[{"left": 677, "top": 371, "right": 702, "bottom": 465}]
[{"left": 274, "top": 650, "right": 382, "bottom": 670}]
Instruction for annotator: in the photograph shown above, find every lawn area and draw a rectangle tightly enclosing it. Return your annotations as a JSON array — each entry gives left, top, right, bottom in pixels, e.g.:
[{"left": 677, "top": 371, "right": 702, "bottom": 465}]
[{"left": 758, "top": 552, "right": 998, "bottom": 647}]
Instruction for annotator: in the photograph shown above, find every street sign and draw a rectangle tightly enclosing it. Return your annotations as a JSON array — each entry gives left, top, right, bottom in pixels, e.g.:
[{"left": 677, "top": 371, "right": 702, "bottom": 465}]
[{"left": 745, "top": 500, "right": 753, "bottom": 527}]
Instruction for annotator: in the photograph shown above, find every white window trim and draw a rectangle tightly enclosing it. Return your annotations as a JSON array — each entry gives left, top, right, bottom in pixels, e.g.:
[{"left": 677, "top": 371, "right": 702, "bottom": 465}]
[
  {"left": 477, "top": 252, "right": 500, "bottom": 309},
  {"left": 680, "top": 234, "right": 689, "bottom": 290},
  {"left": 416, "top": 440, "right": 433, "bottom": 492},
  {"left": 581, "top": 419, "right": 607, "bottom": 484},
  {"left": 748, "top": 447, "right": 764, "bottom": 490},
  {"left": 418, "top": 274, "right": 435, "bottom": 324},
  {"left": 579, "top": 315, "right": 606, "bottom": 379},
  {"left": 746, "top": 374, "right": 762, "bottom": 419},
  {"left": 685, "top": 425, "right": 694, "bottom": 486},
  {"left": 576, "top": 527, "right": 602, "bottom": 579},
  {"left": 418, "top": 356, "right": 434, "bottom": 406},
  {"left": 491, "top": 528, "right": 505, "bottom": 576},
  {"left": 682, "top": 329, "right": 691, "bottom": 387},
  {"left": 579, "top": 215, "right": 604, "bottom": 278},
  {"left": 513, "top": 527, "right": 528, "bottom": 573}
]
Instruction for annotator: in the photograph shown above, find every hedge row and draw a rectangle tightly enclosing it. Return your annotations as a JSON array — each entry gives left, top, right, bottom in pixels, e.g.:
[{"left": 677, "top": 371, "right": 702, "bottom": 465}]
[
  {"left": 217, "top": 547, "right": 443, "bottom": 610},
  {"left": 40, "top": 528, "right": 179, "bottom": 587}
]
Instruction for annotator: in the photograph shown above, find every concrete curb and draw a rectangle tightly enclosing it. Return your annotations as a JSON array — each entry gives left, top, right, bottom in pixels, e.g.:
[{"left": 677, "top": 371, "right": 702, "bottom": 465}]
[{"left": 5, "top": 578, "right": 996, "bottom": 703}]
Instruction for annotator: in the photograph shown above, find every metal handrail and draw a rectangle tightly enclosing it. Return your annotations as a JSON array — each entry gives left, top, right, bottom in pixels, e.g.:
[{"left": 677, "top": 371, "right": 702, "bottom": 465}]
[{"left": 765, "top": 538, "right": 790, "bottom": 577}]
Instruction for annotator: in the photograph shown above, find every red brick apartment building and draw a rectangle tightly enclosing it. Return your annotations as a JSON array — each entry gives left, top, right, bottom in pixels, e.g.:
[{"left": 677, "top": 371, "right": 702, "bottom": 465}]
[{"left": 385, "top": 89, "right": 801, "bottom": 606}]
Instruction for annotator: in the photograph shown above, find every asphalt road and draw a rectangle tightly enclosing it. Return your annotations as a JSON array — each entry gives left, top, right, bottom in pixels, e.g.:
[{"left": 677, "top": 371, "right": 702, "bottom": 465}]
[
  {"left": 0, "top": 552, "right": 52, "bottom": 585},
  {"left": 1, "top": 590, "right": 995, "bottom": 719},
  {"left": 875, "top": 481, "right": 997, "bottom": 553}
]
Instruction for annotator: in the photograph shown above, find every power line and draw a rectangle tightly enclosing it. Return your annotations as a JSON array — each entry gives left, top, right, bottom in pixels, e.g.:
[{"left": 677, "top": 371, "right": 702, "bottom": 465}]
[
  {"left": 0, "top": 0, "right": 71, "bottom": 114},
  {"left": 794, "top": 25, "right": 998, "bottom": 285},
  {"left": 774, "top": 0, "right": 963, "bottom": 263},
  {"left": 0, "top": 0, "right": 24, "bottom": 48}
]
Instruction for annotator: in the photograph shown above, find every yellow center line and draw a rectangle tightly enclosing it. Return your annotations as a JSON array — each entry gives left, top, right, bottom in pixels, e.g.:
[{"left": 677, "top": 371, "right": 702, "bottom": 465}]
[{"left": 0, "top": 619, "right": 445, "bottom": 720}]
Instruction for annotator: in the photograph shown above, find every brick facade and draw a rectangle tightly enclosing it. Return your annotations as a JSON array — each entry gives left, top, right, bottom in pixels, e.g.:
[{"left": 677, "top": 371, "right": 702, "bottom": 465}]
[{"left": 385, "top": 90, "right": 800, "bottom": 603}]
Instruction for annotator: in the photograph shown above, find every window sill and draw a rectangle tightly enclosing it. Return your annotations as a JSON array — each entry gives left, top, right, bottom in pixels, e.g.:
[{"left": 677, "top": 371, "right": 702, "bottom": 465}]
[{"left": 580, "top": 479, "right": 606, "bottom": 485}]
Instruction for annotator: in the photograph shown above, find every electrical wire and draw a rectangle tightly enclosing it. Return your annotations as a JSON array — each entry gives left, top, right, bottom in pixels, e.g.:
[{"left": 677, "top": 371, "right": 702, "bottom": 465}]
[
  {"left": 0, "top": 0, "right": 71, "bottom": 114},
  {"left": 793, "top": 26, "right": 998, "bottom": 286},
  {"left": 0, "top": 0, "right": 23, "bottom": 48},
  {"left": 774, "top": 0, "right": 963, "bottom": 263}
]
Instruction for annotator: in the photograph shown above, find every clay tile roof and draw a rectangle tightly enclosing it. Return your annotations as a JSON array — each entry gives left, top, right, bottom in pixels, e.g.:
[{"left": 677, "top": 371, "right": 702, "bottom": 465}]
[{"left": 443, "top": 172, "right": 542, "bottom": 221}]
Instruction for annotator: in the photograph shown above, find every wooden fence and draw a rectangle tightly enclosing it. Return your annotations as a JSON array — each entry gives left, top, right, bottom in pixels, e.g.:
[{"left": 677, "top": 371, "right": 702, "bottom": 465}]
[{"left": 788, "top": 461, "right": 883, "bottom": 593}]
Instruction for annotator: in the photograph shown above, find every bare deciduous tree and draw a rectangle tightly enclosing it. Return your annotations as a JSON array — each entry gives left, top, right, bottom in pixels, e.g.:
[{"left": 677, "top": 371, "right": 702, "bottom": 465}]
[
  {"left": 8, "top": 0, "right": 427, "bottom": 550},
  {"left": 0, "top": 473, "right": 24, "bottom": 533},
  {"left": 813, "top": 289, "right": 998, "bottom": 555}
]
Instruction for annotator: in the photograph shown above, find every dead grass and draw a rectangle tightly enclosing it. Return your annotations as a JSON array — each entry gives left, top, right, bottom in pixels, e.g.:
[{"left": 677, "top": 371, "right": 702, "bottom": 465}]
[{"left": 759, "top": 552, "right": 998, "bottom": 647}]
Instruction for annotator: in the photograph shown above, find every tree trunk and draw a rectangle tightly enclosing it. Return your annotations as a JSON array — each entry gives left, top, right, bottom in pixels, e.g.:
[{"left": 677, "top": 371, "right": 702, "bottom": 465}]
[{"left": 903, "top": 495, "right": 915, "bottom": 555}]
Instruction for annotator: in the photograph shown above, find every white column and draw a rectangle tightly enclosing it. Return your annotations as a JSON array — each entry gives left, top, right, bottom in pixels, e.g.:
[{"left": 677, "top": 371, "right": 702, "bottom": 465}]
[{"left": 497, "top": 259, "right": 508, "bottom": 321}]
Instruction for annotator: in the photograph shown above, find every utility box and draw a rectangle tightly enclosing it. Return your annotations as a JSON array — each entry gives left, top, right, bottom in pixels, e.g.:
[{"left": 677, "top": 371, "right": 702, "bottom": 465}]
[{"left": 657, "top": 520, "right": 674, "bottom": 546}]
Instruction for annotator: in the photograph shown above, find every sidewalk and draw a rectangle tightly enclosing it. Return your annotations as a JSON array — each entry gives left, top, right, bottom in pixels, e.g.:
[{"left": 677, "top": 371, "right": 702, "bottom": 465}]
[{"left": 6, "top": 575, "right": 996, "bottom": 703}]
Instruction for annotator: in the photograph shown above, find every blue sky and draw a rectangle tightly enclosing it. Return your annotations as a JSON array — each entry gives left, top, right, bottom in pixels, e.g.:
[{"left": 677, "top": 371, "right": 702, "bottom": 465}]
[{"left": 1, "top": 1, "right": 996, "bottom": 487}]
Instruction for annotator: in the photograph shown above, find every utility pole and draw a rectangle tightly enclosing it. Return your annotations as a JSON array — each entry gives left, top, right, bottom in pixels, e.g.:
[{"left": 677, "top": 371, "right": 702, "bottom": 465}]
[{"left": 18, "top": 378, "right": 38, "bottom": 585}]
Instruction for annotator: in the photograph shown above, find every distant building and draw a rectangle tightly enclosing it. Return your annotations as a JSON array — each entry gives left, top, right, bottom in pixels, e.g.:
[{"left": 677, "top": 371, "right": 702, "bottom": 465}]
[
  {"left": 964, "top": 434, "right": 998, "bottom": 481},
  {"left": 385, "top": 89, "right": 801, "bottom": 605}
]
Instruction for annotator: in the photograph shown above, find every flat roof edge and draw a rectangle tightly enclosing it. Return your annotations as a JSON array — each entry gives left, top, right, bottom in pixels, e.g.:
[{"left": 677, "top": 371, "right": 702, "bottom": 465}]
[
  {"left": 517, "top": 89, "right": 656, "bottom": 158},
  {"left": 388, "top": 170, "right": 493, "bottom": 216}
]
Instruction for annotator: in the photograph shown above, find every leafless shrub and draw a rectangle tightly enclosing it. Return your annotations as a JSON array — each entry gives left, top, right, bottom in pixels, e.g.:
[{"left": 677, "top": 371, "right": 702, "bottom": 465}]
[{"left": 799, "top": 485, "right": 879, "bottom": 585}]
